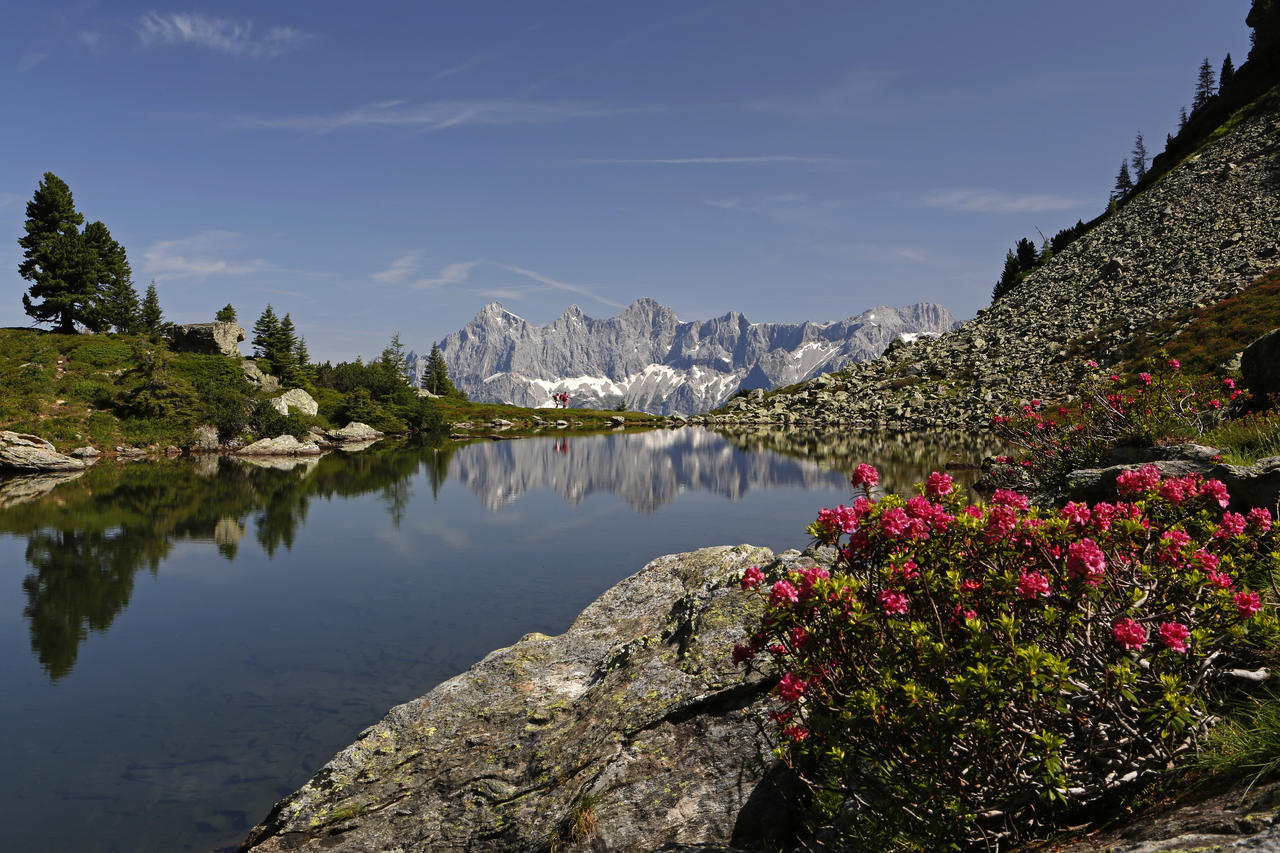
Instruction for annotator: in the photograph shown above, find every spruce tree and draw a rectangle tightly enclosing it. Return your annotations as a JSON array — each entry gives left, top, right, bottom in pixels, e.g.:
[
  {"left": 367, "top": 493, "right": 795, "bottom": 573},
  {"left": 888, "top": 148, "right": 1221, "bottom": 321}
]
[
  {"left": 423, "top": 343, "right": 463, "bottom": 398},
  {"left": 1192, "top": 57, "right": 1216, "bottom": 113},
  {"left": 18, "top": 172, "right": 93, "bottom": 333},
  {"left": 1111, "top": 161, "right": 1134, "bottom": 202},
  {"left": 1178, "top": 105, "right": 1189, "bottom": 131},
  {"left": 82, "top": 220, "right": 134, "bottom": 333},
  {"left": 139, "top": 281, "right": 164, "bottom": 338},
  {"left": 216, "top": 303, "right": 237, "bottom": 323},
  {"left": 1014, "top": 237, "right": 1038, "bottom": 272},
  {"left": 992, "top": 251, "right": 1021, "bottom": 303},
  {"left": 1220, "top": 53, "right": 1235, "bottom": 90},
  {"left": 273, "top": 313, "right": 300, "bottom": 384},
  {"left": 1130, "top": 133, "right": 1148, "bottom": 183},
  {"left": 252, "top": 305, "right": 280, "bottom": 360}
]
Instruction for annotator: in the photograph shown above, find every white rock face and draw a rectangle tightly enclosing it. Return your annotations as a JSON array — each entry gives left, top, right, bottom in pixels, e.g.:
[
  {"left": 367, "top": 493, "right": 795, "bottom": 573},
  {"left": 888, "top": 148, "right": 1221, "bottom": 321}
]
[
  {"left": 0, "top": 431, "right": 86, "bottom": 472},
  {"left": 269, "top": 389, "right": 319, "bottom": 417},
  {"left": 410, "top": 299, "right": 957, "bottom": 415}
]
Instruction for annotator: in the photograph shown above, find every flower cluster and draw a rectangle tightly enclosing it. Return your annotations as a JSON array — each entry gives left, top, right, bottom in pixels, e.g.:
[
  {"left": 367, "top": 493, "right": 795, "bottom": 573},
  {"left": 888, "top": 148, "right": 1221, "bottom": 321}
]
[
  {"left": 737, "top": 463, "right": 1279, "bottom": 849},
  {"left": 990, "top": 357, "right": 1250, "bottom": 489}
]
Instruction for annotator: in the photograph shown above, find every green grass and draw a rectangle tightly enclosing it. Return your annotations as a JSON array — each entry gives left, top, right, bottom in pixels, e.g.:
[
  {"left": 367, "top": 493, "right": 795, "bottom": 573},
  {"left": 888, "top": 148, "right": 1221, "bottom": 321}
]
[
  {"left": 1203, "top": 409, "right": 1280, "bottom": 465},
  {"left": 1196, "top": 687, "right": 1280, "bottom": 787}
]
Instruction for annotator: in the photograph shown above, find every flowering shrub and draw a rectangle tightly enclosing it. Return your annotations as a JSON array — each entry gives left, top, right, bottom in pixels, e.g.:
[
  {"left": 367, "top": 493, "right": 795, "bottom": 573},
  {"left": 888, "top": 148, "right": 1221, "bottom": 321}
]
[
  {"left": 990, "top": 356, "right": 1249, "bottom": 488},
  {"left": 735, "top": 464, "right": 1278, "bottom": 849}
]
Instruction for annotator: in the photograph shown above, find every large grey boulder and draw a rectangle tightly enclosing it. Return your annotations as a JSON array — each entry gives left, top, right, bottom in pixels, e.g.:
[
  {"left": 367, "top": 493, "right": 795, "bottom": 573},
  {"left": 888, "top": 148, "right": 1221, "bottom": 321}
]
[
  {"left": 242, "top": 545, "right": 810, "bottom": 853},
  {"left": 324, "top": 422, "right": 384, "bottom": 444},
  {"left": 241, "top": 360, "right": 281, "bottom": 393},
  {"left": 0, "top": 431, "right": 86, "bottom": 473},
  {"left": 1241, "top": 328, "right": 1280, "bottom": 408},
  {"left": 167, "top": 321, "right": 246, "bottom": 357},
  {"left": 236, "top": 435, "right": 323, "bottom": 456},
  {"left": 269, "top": 389, "right": 318, "bottom": 417}
]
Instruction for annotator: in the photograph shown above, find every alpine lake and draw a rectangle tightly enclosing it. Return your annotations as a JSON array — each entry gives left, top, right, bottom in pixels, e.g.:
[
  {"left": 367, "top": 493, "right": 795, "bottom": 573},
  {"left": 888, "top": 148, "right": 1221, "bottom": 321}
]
[{"left": 0, "top": 426, "right": 997, "bottom": 852}]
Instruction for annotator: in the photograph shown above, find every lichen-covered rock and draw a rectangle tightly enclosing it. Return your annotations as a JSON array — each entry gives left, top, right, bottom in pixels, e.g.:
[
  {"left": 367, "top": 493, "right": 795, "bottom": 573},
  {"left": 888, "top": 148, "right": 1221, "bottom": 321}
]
[
  {"left": 241, "top": 359, "right": 281, "bottom": 393},
  {"left": 190, "top": 425, "right": 221, "bottom": 452},
  {"left": 236, "top": 435, "right": 323, "bottom": 456},
  {"left": 323, "top": 422, "right": 384, "bottom": 444},
  {"left": 269, "top": 388, "right": 319, "bottom": 417},
  {"left": 241, "top": 545, "right": 816, "bottom": 853},
  {"left": 167, "top": 321, "right": 247, "bottom": 357},
  {"left": 0, "top": 431, "right": 86, "bottom": 473}
]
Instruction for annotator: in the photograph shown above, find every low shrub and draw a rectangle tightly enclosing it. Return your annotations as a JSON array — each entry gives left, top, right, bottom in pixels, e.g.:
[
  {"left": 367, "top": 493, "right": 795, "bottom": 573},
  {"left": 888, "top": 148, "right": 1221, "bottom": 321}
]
[{"left": 735, "top": 464, "right": 1279, "bottom": 849}]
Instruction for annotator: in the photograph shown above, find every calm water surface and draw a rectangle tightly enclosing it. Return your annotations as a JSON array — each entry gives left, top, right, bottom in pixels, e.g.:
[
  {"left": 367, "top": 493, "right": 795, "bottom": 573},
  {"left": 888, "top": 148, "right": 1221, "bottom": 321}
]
[{"left": 0, "top": 427, "right": 992, "bottom": 852}]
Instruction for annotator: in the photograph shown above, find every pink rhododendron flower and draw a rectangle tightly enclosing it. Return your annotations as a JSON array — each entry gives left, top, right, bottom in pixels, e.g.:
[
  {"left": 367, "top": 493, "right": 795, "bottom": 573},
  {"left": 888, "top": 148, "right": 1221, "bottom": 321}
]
[
  {"left": 1158, "top": 622, "right": 1190, "bottom": 653},
  {"left": 877, "top": 589, "right": 910, "bottom": 615},
  {"left": 777, "top": 672, "right": 808, "bottom": 701},
  {"left": 1017, "top": 571, "right": 1051, "bottom": 600},
  {"left": 905, "top": 495, "right": 936, "bottom": 519},
  {"left": 985, "top": 505, "right": 1018, "bottom": 540},
  {"left": 1207, "top": 569, "right": 1234, "bottom": 589},
  {"left": 1247, "top": 507, "right": 1273, "bottom": 528},
  {"left": 1168, "top": 358, "right": 1181, "bottom": 370},
  {"left": 1224, "top": 377, "right": 1236, "bottom": 389},
  {"left": 952, "top": 603, "right": 977, "bottom": 623},
  {"left": 1192, "top": 549, "right": 1219, "bottom": 573},
  {"left": 926, "top": 471, "right": 954, "bottom": 497},
  {"left": 1216, "top": 512, "right": 1247, "bottom": 538},
  {"left": 960, "top": 578, "right": 983, "bottom": 592},
  {"left": 1062, "top": 501, "right": 1091, "bottom": 526},
  {"left": 1066, "top": 538, "right": 1107, "bottom": 585},
  {"left": 1157, "top": 530, "right": 1192, "bottom": 565},
  {"left": 880, "top": 507, "right": 910, "bottom": 538},
  {"left": 782, "top": 724, "right": 809, "bottom": 742},
  {"left": 991, "top": 489, "right": 1030, "bottom": 510},
  {"left": 964, "top": 505, "right": 983, "bottom": 519},
  {"left": 795, "top": 566, "right": 830, "bottom": 599},
  {"left": 1112, "top": 617, "right": 1147, "bottom": 650},
  {"left": 789, "top": 626, "right": 809, "bottom": 648},
  {"left": 1091, "top": 502, "right": 1118, "bottom": 532},
  {"left": 1235, "top": 591, "right": 1263, "bottom": 618},
  {"left": 1086, "top": 360, "right": 1099, "bottom": 368},
  {"left": 769, "top": 579, "right": 799, "bottom": 605},
  {"left": 896, "top": 559, "right": 920, "bottom": 580},
  {"left": 1139, "top": 372, "right": 1152, "bottom": 385},
  {"left": 1109, "top": 374, "right": 1122, "bottom": 382},
  {"left": 740, "top": 566, "right": 765, "bottom": 590},
  {"left": 851, "top": 463, "right": 879, "bottom": 488},
  {"left": 1116, "top": 465, "right": 1161, "bottom": 497},
  {"left": 732, "top": 643, "right": 756, "bottom": 665}
]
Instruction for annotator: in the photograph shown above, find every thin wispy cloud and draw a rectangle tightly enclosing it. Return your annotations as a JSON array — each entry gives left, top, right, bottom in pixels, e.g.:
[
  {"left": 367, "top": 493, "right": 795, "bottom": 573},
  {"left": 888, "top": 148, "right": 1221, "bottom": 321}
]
[
  {"left": 135, "top": 12, "right": 313, "bottom": 59},
  {"left": 18, "top": 52, "right": 47, "bottom": 73},
  {"left": 78, "top": 31, "right": 106, "bottom": 51},
  {"left": 582, "top": 155, "right": 853, "bottom": 166},
  {"left": 142, "top": 231, "right": 272, "bottom": 280},
  {"left": 704, "top": 193, "right": 849, "bottom": 228},
  {"left": 925, "top": 189, "right": 1087, "bottom": 214},
  {"left": 238, "top": 99, "right": 654, "bottom": 133},
  {"left": 428, "top": 53, "right": 492, "bottom": 83},
  {"left": 376, "top": 256, "right": 621, "bottom": 308}
]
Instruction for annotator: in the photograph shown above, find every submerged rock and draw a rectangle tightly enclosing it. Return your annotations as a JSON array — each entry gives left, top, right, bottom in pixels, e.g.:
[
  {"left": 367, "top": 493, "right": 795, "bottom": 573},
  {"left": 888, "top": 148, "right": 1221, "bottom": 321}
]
[
  {"left": 242, "top": 545, "right": 816, "bottom": 853},
  {"left": 0, "top": 431, "right": 86, "bottom": 473}
]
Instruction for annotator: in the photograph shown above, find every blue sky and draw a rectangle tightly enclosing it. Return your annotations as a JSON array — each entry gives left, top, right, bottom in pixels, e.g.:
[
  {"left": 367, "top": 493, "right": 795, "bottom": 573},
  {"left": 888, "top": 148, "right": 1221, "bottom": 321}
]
[{"left": 1, "top": 1, "right": 1256, "bottom": 362}]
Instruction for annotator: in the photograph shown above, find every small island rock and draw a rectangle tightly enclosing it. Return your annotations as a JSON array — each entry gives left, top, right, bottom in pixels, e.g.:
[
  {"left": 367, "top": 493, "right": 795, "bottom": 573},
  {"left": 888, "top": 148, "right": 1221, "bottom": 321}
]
[{"left": 0, "top": 432, "right": 86, "bottom": 473}]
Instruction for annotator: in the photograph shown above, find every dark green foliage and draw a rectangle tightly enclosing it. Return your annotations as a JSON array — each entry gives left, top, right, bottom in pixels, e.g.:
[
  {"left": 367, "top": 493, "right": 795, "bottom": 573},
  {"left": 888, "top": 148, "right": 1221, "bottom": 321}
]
[
  {"left": 1111, "top": 160, "right": 1134, "bottom": 202},
  {"left": 82, "top": 221, "right": 135, "bottom": 333},
  {"left": 139, "top": 281, "right": 164, "bottom": 338},
  {"left": 249, "top": 399, "right": 310, "bottom": 441},
  {"left": 18, "top": 173, "right": 90, "bottom": 333},
  {"left": 1130, "top": 133, "right": 1148, "bottom": 183},
  {"left": 1247, "top": 1, "right": 1279, "bottom": 66},
  {"left": 252, "top": 305, "right": 279, "bottom": 360},
  {"left": 1014, "top": 237, "right": 1038, "bottom": 270},
  {"left": 379, "top": 331, "right": 411, "bottom": 385},
  {"left": 1193, "top": 57, "right": 1217, "bottom": 113},
  {"left": 1221, "top": 53, "right": 1236, "bottom": 90},
  {"left": 1178, "top": 105, "right": 1189, "bottom": 131},
  {"left": 422, "top": 342, "right": 465, "bottom": 398},
  {"left": 215, "top": 303, "right": 237, "bottom": 323},
  {"left": 1050, "top": 220, "right": 1087, "bottom": 254}
]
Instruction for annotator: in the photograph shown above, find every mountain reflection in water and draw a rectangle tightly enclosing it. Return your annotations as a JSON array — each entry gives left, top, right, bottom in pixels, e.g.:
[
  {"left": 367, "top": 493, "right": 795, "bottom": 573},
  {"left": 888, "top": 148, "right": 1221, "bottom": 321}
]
[{"left": 0, "top": 427, "right": 999, "bottom": 853}]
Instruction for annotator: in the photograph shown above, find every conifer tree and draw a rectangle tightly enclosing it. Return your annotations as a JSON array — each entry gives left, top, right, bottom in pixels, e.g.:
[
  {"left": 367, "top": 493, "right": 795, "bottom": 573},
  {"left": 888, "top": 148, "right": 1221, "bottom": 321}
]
[
  {"left": 272, "top": 313, "right": 300, "bottom": 384},
  {"left": 139, "top": 281, "right": 164, "bottom": 338},
  {"left": 1220, "top": 53, "right": 1236, "bottom": 90},
  {"left": 1130, "top": 133, "right": 1149, "bottom": 183},
  {"left": 19, "top": 172, "right": 94, "bottom": 333},
  {"left": 423, "top": 342, "right": 464, "bottom": 398},
  {"left": 1178, "top": 105, "right": 1189, "bottom": 131},
  {"left": 252, "top": 305, "right": 280, "bottom": 360},
  {"left": 992, "top": 250, "right": 1021, "bottom": 303},
  {"left": 1192, "top": 57, "right": 1217, "bottom": 113},
  {"left": 82, "top": 220, "right": 135, "bottom": 333},
  {"left": 1014, "top": 237, "right": 1038, "bottom": 272},
  {"left": 216, "top": 303, "right": 237, "bottom": 323},
  {"left": 379, "top": 331, "right": 410, "bottom": 385},
  {"left": 1111, "top": 161, "right": 1134, "bottom": 202}
]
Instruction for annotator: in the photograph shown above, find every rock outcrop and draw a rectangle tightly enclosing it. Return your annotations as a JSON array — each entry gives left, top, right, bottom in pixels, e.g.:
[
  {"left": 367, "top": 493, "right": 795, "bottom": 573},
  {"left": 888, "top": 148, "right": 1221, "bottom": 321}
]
[
  {"left": 322, "top": 422, "right": 384, "bottom": 444},
  {"left": 236, "top": 435, "right": 323, "bottom": 456},
  {"left": 242, "top": 545, "right": 819, "bottom": 853},
  {"left": 269, "top": 388, "right": 319, "bottom": 417},
  {"left": 167, "top": 321, "right": 247, "bottom": 357},
  {"left": 419, "top": 299, "right": 957, "bottom": 415},
  {"left": 0, "top": 431, "right": 87, "bottom": 473},
  {"left": 1241, "top": 327, "right": 1280, "bottom": 407},
  {"left": 722, "top": 106, "right": 1280, "bottom": 430},
  {"left": 241, "top": 360, "right": 280, "bottom": 393}
]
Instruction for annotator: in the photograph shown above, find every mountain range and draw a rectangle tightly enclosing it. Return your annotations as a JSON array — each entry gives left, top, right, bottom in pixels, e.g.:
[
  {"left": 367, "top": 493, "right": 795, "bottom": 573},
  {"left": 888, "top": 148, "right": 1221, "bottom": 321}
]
[{"left": 407, "top": 298, "right": 957, "bottom": 415}]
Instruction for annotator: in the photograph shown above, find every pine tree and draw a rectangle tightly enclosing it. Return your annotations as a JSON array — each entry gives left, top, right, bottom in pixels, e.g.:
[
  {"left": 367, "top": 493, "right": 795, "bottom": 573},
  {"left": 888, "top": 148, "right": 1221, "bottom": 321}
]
[
  {"left": 1178, "top": 105, "right": 1189, "bottom": 131},
  {"left": 272, "top": 313, "right": 300, "bottom": 384},
  {"left": 18, "top": 172, "right": 94, "bottom": 333},
  {"left": 216, "top": 303, "right": 237, "bottom": 323},
  {"left": 1192, "top": 57, "right": 1217, "bottom": 113},
  {"left": 1220, "top": 53, "right": 1236, "bottom": 90},
  {"left": 293, "top": 335, "right": 314, "bottom": 385},
  {"left": 992, "top": 250, "right": 1021, "bottom": 303},
  {"left": 423, "top": 343, "right": 464, "bottom": 398},
  {"left": 379, "top": 331, "right": 410, "bottom": 386},
  {"left": 140, "top": 281, "right": 164, "bottom": 338},
  {"left": 1111, "top": 161, "right": 1134, "bottom": 202},
  {"left": 252, "top": 305, "right": 280, "bottom": 360},
  {"left": 82, "top": 220, "right": 134, "bottom": 333},
  {"left": 1014, "top": 237, "right": 1038, "bottom": 272},
  {"left": 1130, "top": 133, "right": 1149, "bottom": 183}
]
